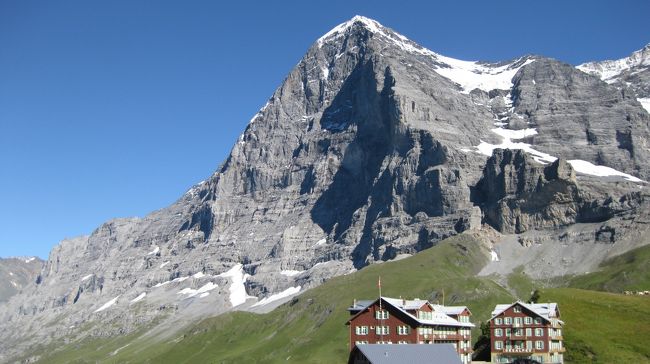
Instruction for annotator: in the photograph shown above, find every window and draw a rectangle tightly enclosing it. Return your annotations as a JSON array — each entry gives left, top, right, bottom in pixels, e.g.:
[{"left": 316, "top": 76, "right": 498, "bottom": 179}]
[
  {"left": 355, "top": 326, "right": 368, "bottom": 335},
  {"left": 375, "top": 310, "right": 389, "bottom": 320},
  {"left": 355, "top": 340, "right": 368, "bottom": 345},
  {"left": 495, "top": 318, "right": 503, "bottom": 325},
  {"left": 514, "top": 317, "right": 522, "bottom": 326},
  {"left": 418, "top": 311, "right": 432, "bottom": 320},
  {"left": 505, "top": 317, "right": 512, "bottom": 325},
  {"left": 375, "top": 326, "right": 389, "bottom": 335},
  {"left": 535, "top": 328, "right": 543, "bottom": 337},
  {"left": 398, "top": 340, "right": 408, "bottom": 344},
  {"left": 494, "top": 328, "right": 503, "bottom": 337},
  {"left": 526, "top": 328, "right": 532, "bottom": 337},
  {"left": 534, "top": 318, "right": 542, "bottom": 325},
  {"left": 536, "top": 341, "right": 544, "bottom": 350},
  {"left": 397, "top": 326, "right": 410, "bottom": 335},
  {"left": 525, "top": 317, "right": 532, "bottom": 325},
  {"left": 495, "top": 341, "right": 503, "bottom": 350},
  {"left": 505, "top": 328, "right": 511, "bottom": 336},
  {"left": 514, "top": 306, "right": 521, "bottom": 313}
]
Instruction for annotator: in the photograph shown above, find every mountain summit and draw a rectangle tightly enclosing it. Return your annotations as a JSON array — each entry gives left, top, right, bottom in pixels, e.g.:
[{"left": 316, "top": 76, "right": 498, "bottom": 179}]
[{"left": 2, "top": 16, "right": 650, "bottom": 362}]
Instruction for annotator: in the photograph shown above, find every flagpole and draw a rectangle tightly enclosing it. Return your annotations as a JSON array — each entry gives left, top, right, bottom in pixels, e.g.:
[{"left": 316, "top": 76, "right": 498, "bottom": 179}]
[{"left": 378, "top": 276, "right": 383, "bottom": 343}]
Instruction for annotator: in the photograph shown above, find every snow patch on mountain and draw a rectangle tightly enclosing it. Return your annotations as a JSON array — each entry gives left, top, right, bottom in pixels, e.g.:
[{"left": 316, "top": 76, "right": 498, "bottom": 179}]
[
  {"left": 280, "top": 270, "right": 303, "bottom": 277},
  {"left": 147, "top": 246, "right": 159, "bottom": 256},
  {"left": 638, "top": 98, "right": 650, "bottom": 113},
  {"left": 130, "top": 293, "right": 146, "bottom": 303},
  {"left": 217, "top": 264, "right": 254, "bottom": 307},
  {"left": 435, "top": 56, "right": 535, "bottom": 93},
  {"left": 81, "top": 274, "right": 93, "bottom": 281},
  {"left": 178, "top": 282, "right": 218, "bottom": 299},
  {"left": 568, "top": 160, "right": 643, "bottom": 182},
  {"left": 251, "top": 286, "right": 301, "bottom": 307},
  {"left": 94, "top": 296, "right": 120, "bottom": 313}
]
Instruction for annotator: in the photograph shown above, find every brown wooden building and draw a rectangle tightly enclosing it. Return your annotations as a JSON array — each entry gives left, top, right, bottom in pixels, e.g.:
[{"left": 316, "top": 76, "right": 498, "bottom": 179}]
[
  {"left": 346, "top": 296, "right": 474, "bottom": 364},
  {"left": 489, "top": 301, "right": 565, "bottom": 364}
]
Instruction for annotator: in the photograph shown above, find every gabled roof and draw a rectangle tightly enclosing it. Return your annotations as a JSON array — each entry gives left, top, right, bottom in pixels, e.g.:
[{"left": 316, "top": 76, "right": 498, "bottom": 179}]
[
  {"left": 490, "top": 301, "right": 562, "bottom": 324},
  {"left": 346, "top": 296, "right": 474, "bottom": 328},
  {"left": 435, "top": 305, "right": 472, "bottom": 316},
  {"left": 352, "top": 344, "right": 462, "bottom": 364}
]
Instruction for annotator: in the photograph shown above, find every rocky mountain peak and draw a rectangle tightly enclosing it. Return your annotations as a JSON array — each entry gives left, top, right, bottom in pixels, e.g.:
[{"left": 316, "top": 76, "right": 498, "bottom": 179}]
[{"left": 2, "top": 17, "right": 650, "bottom": 363}]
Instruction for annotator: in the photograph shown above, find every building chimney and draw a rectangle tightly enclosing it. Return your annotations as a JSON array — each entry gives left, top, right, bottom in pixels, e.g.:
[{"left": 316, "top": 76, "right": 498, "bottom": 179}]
[{"left": 353, "top": 298, "right": 357, "bottom": 307}]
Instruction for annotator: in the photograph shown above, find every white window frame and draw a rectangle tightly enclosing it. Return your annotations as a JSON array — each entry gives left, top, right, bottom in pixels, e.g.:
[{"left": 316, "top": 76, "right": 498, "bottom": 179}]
[
  {"left": 535, "top": 328, "right": 543, "bottom": 337},
  {"left": 536, "top": 340, "right": 544, "bottom": 350},
  {"left": 375, "top": 310, "right": 389, "bottom": 320},
  {"left": 525, "top": 317, "right": 532, "bottom": 325},
  {"left": 495, "top": 328, "right": 502, "bottom": 337},
  {"left": 505, "top": 317, "right": 512, "bottom": 325},
  {"left": 495, "top": 341, "right": 503, "bottom": 350},
  {"left": 514, "top": 306, "right": 521, "bottom": 313},
  {"left": 375, "top": 325, "right": 389, "bottom": 335},
  {"left": 355, "top": 326, "right": 368, "bottom": 335},
  {"left": 495, "top": 318, "right": 502, "bottom": 325},
  {"left": 534, "top": 317, "right": 542, "bottom": 325}
]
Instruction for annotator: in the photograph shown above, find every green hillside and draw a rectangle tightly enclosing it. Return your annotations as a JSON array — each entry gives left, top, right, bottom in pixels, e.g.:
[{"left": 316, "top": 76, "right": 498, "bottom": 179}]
[
  {"left": 24, "top": 234, "right": 650, "bottom": 363},
  {"left": 539, "top": 288, "right": 650, "bottom": 363},
  {"left": 568, "top": 244, "right": 650, "bottom": 293},
  {"left": 32, "top": 233, "right": 512, "bottom": 363}
]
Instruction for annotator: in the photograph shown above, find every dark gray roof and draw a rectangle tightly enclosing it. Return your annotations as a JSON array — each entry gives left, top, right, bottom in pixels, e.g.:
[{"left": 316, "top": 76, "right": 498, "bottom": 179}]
[{"left": 355, "top": 344, "right": 462, "bottom": 364}]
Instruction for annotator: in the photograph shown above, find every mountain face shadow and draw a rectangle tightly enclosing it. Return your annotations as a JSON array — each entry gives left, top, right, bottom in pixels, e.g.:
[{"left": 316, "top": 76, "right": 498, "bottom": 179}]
[{"left": 310, "top": 61, "right": 404, "bottom": 268}]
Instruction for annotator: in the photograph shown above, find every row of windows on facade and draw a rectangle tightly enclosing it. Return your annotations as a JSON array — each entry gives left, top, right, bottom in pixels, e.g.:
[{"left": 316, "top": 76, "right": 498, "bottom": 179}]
[
  {"left": 494, "top": 316, "right": 543, "bottom": 326},
  {"left": 354, "top": 340, "right": 471, "bottom": 349},
  {"left": 355, "top": 325, "right": 410, "bottom": 335},
  {"left": 494, "top": 327, "right": 562, "bottom": 337},
  {"left": 355, "top": 325, "right": 471, "bottom": 336}
]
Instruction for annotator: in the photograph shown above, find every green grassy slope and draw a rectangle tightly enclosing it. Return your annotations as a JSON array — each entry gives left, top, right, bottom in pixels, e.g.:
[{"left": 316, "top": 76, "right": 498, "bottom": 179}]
[
  {"left": 26, "top": 235, "right": 650, "bottom": 363},
  {"left": 539, "top": 288, "right": 650, "bottom": 363},
  {"left": 34, "top": 233, "right": 512, "bottom": 364},
  {"left": 568, "top": 244, "right": 650, "bottom": 293}
]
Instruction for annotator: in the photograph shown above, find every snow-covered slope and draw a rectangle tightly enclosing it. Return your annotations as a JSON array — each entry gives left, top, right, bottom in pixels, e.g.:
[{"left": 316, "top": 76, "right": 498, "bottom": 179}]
[
  {"left": 577, "top": 44, "right": 650, "bottom": 83},
  {"left": 578, "top": 43, "right": 650, "bottom": 113}
]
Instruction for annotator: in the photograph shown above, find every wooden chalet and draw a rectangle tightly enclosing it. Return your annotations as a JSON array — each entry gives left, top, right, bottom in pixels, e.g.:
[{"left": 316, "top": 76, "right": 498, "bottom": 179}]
[
  {"left": 346, "top": 296, "right": 474, "bottom": 364},
  {"left": 489, "top": 301, "right": 565, "bottom": 364}
]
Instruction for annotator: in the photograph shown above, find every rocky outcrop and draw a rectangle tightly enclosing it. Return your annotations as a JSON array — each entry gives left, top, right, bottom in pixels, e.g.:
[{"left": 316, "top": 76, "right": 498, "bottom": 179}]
[{"left": 474, "top": 149, "right": 646, "bottom": 233}]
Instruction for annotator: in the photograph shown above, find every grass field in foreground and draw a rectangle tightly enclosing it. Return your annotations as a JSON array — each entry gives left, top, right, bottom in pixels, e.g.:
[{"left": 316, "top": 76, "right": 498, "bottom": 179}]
[{"left": 28, "top": 234, "right": 650, "bottom": 363}]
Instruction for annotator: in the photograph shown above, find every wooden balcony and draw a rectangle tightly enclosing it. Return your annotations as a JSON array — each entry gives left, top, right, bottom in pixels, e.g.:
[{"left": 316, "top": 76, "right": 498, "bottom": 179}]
[{"left": 502, "top": 347, "right": 533, "bottom": 355}]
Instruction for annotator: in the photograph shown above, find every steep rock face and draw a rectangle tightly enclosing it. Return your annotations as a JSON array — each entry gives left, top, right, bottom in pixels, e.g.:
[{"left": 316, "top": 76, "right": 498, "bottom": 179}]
[
  {"left": 1, "top": 16, "right": 650, "bottom": 362},
  {"left": 511, "top": 59, "right": 650, "bottom": 179}
]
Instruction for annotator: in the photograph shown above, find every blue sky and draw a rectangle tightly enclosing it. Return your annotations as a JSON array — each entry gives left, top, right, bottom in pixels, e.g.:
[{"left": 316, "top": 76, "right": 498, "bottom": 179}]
[{"left": 1, "top": 0, "right": 649, "bottom": 259}]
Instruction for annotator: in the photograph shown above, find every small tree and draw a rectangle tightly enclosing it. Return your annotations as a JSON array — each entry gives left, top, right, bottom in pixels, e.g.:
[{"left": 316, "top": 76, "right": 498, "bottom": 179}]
[
  {"left": 472, "top": 321, "right": 491, "bottom": 361},
  {"left": 529, "top": 289, "right": 541, "bottom": 303}
]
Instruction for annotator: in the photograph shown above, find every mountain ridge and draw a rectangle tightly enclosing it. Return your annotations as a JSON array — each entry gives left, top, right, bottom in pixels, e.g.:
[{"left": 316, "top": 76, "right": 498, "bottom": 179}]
[{"left": 1, "top": 16, "right": 649, "bottom": 362}]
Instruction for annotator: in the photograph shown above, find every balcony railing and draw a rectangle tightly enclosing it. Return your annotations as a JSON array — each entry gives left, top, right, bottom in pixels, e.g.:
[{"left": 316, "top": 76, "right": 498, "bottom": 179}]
[{"left": 502, "top": 347, "right": 533, "bottom": 355}]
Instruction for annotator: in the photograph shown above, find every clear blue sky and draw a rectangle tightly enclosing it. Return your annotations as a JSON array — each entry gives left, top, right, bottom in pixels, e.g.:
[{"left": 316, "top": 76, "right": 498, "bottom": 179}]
[{"left": 1, "top": 0, "right": 648, "bottom": 259}]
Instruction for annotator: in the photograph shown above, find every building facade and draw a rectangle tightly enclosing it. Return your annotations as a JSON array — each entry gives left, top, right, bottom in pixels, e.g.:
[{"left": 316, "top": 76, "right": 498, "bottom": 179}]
[
  {"left": 347, "top": 296, "right": 474, "bottom": 364},
  {"left": 489, "top": 301, "right": 565, "bottom": 364}
]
